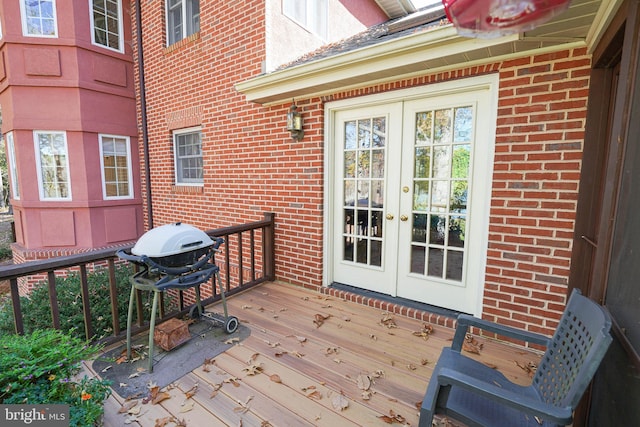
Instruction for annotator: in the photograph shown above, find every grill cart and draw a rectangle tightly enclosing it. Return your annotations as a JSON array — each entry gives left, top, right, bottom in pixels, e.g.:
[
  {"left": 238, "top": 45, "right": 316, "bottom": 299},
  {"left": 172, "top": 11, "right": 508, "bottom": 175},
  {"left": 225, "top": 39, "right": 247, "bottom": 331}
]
[{"left": 116, "top": 222, "right": 238, "bottom": 372}]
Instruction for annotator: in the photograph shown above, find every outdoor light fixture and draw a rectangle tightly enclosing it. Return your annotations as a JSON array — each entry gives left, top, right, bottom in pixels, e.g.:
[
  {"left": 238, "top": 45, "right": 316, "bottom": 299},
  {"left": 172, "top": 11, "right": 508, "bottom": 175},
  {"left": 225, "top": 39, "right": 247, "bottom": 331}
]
[
  {"left": 286, "top": 101, "right": 304, "bottom": 140},
  {"left": 442, "top": 0, "right": 571, "bottom": 38}
]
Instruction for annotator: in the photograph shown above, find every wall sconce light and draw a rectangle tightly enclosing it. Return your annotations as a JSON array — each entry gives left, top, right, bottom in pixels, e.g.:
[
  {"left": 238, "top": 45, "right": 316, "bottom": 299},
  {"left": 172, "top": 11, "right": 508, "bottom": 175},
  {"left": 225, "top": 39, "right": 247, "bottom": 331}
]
[{"left": 286, "top": 101, "right": 304, "bottom": 140}]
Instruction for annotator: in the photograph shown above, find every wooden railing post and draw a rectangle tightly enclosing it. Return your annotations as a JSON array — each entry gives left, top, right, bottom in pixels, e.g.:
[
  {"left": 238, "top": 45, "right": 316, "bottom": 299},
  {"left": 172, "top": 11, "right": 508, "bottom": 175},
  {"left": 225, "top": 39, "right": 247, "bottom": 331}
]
[{"left": 263, "top": 212, "right": 276, "bottom": 281}]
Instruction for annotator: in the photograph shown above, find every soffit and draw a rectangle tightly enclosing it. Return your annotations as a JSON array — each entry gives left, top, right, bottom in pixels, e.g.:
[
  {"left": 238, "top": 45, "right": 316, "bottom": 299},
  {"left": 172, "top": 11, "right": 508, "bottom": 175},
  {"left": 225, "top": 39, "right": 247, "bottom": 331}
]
[{"left": 237, "top": 0, "right": 620, "bottom": 106}]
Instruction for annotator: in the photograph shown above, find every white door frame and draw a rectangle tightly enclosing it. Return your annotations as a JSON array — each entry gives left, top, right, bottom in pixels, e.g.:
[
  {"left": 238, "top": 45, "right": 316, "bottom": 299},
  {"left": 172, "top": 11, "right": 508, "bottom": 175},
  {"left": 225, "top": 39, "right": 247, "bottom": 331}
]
[{"left": 323, "top": 74, "right": 499, "bottom": 315}]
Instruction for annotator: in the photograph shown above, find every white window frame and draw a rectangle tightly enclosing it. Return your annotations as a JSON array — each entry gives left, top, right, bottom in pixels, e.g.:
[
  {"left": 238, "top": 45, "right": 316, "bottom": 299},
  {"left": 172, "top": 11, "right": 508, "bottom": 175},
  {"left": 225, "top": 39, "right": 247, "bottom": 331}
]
[
  {"left": 34, "top": 130, "right": 72, "bottom": 201},
  {"left": 20, "top": 0, "right": 59, "bottom": 38},
  {"left": 173, "top": 127, "right": 203, "bottom": 186},
  {"left": 283, "top": 0, "right": 328, "bottom": 39},
  {"left": 6, "top": 132, "right": 19, "bottom": 200},
  {"left": 99, "top": 134, "right": 133, "bottom": 200},
  {"left": 166, "top": 0, "right": 200, "bottom": 46},
  {"left": 89, "top": 0, "right": 124, "bottom": 52}
]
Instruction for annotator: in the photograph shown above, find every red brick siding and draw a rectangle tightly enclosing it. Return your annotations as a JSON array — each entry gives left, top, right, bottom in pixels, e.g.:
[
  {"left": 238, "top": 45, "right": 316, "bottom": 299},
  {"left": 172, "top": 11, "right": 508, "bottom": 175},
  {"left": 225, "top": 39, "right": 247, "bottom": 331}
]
[{"left": 134, "top": 0, "right": 589, "bottom": 335}]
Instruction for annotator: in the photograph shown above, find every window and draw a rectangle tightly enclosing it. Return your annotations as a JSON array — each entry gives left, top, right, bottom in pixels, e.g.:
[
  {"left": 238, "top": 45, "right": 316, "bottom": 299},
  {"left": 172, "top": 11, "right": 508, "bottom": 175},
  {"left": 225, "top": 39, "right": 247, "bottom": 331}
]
[
  {"left": 166, "top": 0, "right": 200, "bottom": 46},
  {"left": 20, "top": 0, "right": 58, "bottom": 37},
  {"left": 6, "top": 132, "right": 19, "bottom": 200},
  {"left": 174, "top": 128, "right": 203, "bottom": 185},
  {"left": 90, "top": 0, "right": 123, "bottom": 52},
  {"left": 283, "top": 0, "right": 327, "bottom": 39},
  {"left": 34, "top": 131, "right": 71, "bottom": 200},
  {"left": 99, "top": 134, "right": 132, "bottom": 199}
]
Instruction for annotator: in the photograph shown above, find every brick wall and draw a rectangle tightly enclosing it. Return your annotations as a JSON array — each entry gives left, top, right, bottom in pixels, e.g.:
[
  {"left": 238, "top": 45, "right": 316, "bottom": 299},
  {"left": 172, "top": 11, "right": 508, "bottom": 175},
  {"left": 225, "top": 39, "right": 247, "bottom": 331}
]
[{"left": 134, "top": 0, "right": 590, "bottom": 334}]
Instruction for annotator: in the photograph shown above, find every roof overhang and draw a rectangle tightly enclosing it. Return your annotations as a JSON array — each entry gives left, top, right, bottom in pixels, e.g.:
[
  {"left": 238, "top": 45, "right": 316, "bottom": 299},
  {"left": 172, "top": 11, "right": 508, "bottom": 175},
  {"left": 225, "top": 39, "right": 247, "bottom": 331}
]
[{"left": 236, "top": 0, "right": 621, "bottom": 106}]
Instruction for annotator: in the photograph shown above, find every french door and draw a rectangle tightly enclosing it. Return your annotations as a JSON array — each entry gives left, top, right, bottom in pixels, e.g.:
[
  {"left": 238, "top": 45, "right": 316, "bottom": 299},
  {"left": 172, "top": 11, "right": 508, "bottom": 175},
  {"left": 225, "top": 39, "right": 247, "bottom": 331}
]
[{"left": 329, "top": 77, "right": 497, "bottom": 314}]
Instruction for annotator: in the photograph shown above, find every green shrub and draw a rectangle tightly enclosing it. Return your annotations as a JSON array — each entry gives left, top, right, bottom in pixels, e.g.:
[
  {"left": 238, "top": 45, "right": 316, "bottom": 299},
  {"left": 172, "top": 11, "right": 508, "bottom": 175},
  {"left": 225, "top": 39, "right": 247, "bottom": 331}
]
[
  {"left": 0, "top": 245, "right": 12, "bottom": 260},
  {"left": 0, "top": 329, "right": 111, "bottom": 427},
  {"left": 0, "top": 263, "right": 178, "bottom": 340}
]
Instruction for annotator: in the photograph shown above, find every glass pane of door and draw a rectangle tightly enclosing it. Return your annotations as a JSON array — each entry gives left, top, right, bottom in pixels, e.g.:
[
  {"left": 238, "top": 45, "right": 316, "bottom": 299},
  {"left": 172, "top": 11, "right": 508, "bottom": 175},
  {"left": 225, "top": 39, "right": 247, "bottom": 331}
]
[
  {"left": 342, "top": 117, "right": 386, "bottom": 267},
  {"left": 410, "top": 106, "right": 472, "bottom": 282}
]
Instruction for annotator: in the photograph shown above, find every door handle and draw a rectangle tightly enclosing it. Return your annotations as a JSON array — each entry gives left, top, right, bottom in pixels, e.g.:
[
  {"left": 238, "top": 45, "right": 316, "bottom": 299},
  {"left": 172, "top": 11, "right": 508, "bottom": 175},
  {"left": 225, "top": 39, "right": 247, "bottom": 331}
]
[
  {"left": 400, "top": 215, "right": 408, "bottom": 222},
  {"left": 386, "top": 213, "right": 394, "bottom": 220}
]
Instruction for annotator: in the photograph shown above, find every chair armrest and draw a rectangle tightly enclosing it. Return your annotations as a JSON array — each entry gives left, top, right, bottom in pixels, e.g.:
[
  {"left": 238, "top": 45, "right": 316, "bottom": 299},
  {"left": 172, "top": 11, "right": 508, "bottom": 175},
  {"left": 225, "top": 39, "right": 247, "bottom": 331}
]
[
  {"left": 437, "top": 367, "right": 573, "bottom": 425},
  {"left": 452, "top": 314, "right": 551, "bottom": 351}
]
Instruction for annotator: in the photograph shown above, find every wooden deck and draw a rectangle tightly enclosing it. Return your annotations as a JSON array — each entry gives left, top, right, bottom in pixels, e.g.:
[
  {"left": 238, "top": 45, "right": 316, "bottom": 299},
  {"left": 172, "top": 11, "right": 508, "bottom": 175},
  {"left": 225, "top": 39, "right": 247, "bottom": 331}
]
[{"left": 85, "top": 281, "right": 542, "bottom": 426}]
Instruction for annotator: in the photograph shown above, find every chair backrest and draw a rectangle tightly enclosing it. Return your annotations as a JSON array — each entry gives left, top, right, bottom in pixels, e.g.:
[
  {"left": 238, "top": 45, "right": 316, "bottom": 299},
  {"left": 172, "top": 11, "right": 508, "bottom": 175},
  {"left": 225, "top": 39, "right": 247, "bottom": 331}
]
[{"left": 532, "top": 289, "right": 612, "bottom": 408}]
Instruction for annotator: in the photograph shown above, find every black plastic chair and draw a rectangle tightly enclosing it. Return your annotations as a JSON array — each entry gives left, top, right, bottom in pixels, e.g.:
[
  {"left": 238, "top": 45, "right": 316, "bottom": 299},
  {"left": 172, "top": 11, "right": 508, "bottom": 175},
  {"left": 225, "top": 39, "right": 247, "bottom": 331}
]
[{"left": 419, "top": 289, "right": 612, "bottom": 427}]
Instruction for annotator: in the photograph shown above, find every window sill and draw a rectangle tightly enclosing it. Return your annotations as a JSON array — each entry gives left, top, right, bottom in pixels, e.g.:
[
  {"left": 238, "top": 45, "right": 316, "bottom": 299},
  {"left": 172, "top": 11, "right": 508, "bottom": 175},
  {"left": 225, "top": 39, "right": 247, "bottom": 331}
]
[
  {"left": 164, "top": 32, "right": 201, "bottom": 54},
  {"left": 172, "top": 185, "right": 204, "bottom": 194}
]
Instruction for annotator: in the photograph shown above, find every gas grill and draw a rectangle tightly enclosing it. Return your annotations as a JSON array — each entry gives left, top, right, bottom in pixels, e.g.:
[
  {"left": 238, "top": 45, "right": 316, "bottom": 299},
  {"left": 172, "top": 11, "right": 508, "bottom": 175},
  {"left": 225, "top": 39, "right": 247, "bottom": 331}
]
[{"left": 116, "top": 222, "right": 238, "bottom": 372}]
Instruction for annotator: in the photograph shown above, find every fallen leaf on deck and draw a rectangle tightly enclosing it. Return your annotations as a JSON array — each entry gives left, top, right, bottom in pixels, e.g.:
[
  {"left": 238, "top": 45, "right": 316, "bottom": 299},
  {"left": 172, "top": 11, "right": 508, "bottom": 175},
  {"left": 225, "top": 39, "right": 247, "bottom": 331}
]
[
  {"left": 361, "top": 390, "right": 373, "bottom": 400},
  {"left": 407, "top": 364, "right": 417, "bottom": 371},
  {"left": 325, "top": 347, "right": 339, "bottom": 355},
  {"left": 152, "top": 391, "right": 171, "bottom": 405},
  {"left": 225, "top": 376, "right": 241, "bottom": 387},
  {"left": 154, "top": 417, "right": 172, "bottom": 427},
  {"left": 101, "top": 365, "right": 112, "bottom": 372},
  {"left": 179, "top": 401, "right": 194, "bottom": 413},
  {"left": 421, "top": 359, "right": 430, "bottom": 366},
  {"left": 357, "top": 374, "right": 371, "bottom": 391},
  {"left": 248, "top": 353, "right": 259, "bottom": 363},
  {"left": 294, "top": 335, "right": 307, "bottom": 344},
  {"left": 242, "top": 305, "right": 252, "bottom": 309},
  {"left": 225, "top": 337, "right": 240, "bottom": 345},
  {"left": 184, "top": 383, "right": 198, "bottom": 399},
  {"left": 128, "top": 372, "right": 140, "bottom": 379},
  {"left": 210, "top": 382, "right": 223, "bottom": 398},
  {"left": 307, "top": 390, "right": 322, "bottom": 400},
  {"left": 119, "top": 382, "right": 128, "bottom": 388},
  {"left": 412, "top": 323, "right": 434, "bottom": 340},
  {"left": 463, "top": 334, "right": 483, "bottom": 354},
  {"left": 332, "top": 394, "right": 349, "bottom": 411},
  {"left": 233, "top": 395, "right": 254, "bottom": 413},
  {"left": 243, "top": 363, "right": 264, "bottom": 376},
  {"left": 118, "top": 400, "right": 138, "bottom": 414},
  {"left": 378, "top": 409, "right": 407, "bottom": 424},
  {"left": 380, "top": 312, "right": 397, "bottom": 329},
  {"left": 314, "top": 313, "right": 331, "bottom": 328},
  {"left": 515, "top": 360, "right": 537, "bottom": 378},
  {"left": 270, "top": 374, "right": 282, "bottom": 383}
]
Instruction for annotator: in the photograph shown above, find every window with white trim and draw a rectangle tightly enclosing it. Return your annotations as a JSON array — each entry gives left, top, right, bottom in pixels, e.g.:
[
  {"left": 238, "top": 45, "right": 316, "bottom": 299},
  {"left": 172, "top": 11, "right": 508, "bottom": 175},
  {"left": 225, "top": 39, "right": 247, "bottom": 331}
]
[
  {"left": 6, "top": 132, "right": 19, "bottom": 200},
  {"left": 166, "top": 0, "right": 200, "bottom": 46},
  {"left": 90, "top": 0, "right": 123, "bottom": 52},
  {"left": 99, "top": 134, "right": 133, "bottom": 199},
  {"left": 173, "top": 128, "right": 203, "bottom": 185},
  {"left": 34, "top": 131, "right": 71, "bottom": 200},
  {"left": 283, "top": 0, "right": 327, "bottom": 39},
  {"left": 20, "top": 0, "right": 58, "bottom": 37}
]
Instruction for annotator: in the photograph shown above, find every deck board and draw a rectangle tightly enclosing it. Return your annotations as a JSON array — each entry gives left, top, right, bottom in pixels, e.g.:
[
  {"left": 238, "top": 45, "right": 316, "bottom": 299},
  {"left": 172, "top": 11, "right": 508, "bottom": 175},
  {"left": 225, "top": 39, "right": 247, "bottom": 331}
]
[{"left": 88, "top": 281, "right": 542, "bottom": 426}]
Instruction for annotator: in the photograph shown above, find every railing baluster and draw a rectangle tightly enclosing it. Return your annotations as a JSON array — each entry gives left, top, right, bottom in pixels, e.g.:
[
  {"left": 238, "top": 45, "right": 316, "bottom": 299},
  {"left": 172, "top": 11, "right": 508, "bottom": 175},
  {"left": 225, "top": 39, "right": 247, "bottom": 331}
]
[
  {"left": 79, "top": 264, "right": 94, "bottom": 341},
  {"left": 107, "top": 259, "right": 120, "bottom": 336},
  {"left": 9, "top": 278, "right": 24, "bottom": 335},
  {"left": 238, "top": 233, "right": 244, "bottom": 287},
  {"left": 47, "top": 271, "right": 61, "bottom": 330},
  {"left": 250, "top": 229, "right": 256, "bottom": 282}
]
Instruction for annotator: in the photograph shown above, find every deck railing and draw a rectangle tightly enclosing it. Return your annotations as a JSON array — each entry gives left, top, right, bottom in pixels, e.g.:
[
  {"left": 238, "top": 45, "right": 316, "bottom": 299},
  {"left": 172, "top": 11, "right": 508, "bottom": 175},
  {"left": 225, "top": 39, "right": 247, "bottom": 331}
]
[{"left": 0, "top": 213, "right": 275, "bottom": 345}]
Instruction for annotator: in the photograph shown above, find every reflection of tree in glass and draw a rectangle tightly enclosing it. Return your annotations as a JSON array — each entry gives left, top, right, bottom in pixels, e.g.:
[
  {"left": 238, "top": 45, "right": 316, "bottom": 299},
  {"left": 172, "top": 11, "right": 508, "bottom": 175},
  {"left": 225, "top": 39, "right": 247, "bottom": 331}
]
[
  {"left": 434, "top": 109, "right": 452, "bottom": 143},
  {"left": 415, "top": 112, "right": 432, "bottom": 143}
]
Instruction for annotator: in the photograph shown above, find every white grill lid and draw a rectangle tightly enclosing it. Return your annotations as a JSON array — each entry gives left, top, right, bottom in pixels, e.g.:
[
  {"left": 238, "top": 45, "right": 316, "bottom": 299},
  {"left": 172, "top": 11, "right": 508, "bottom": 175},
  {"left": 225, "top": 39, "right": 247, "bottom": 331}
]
[{"left": 131, "top": 222, "right": 214, "bottom": 258}]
